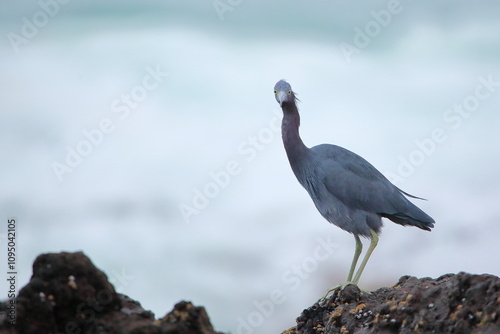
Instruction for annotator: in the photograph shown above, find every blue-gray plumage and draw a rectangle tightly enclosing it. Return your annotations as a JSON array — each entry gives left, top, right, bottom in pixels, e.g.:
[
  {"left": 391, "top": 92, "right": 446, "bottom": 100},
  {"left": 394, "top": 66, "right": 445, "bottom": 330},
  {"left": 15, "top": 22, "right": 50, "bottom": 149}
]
[{"left": 274, "top": 79, "right": 435, "bottom": 290}]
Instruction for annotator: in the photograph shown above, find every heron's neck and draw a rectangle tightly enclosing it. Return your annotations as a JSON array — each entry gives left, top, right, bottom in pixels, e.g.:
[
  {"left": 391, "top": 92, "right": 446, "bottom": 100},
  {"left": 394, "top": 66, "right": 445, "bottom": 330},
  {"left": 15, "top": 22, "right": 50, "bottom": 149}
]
[{"left": 281, "top": 102, "right": 308, "bottom": 162}]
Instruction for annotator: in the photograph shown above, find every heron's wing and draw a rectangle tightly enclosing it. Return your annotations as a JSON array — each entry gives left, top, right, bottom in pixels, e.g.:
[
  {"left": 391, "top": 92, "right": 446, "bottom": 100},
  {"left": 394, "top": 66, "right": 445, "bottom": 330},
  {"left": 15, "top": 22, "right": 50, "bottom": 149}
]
[{"left": 312, "top": 144, "right": 406, "bottom": 214}]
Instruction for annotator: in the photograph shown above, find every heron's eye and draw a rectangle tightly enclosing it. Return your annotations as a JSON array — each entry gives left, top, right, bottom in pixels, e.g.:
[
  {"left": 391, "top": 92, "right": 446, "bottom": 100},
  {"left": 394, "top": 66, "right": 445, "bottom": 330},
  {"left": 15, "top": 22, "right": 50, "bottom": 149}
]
[
  {"left": 287, "top": 90, "right": 291, "bottom": 95},
  {"left": 274, "top": 90, "right": 277, "bottom": 94}
]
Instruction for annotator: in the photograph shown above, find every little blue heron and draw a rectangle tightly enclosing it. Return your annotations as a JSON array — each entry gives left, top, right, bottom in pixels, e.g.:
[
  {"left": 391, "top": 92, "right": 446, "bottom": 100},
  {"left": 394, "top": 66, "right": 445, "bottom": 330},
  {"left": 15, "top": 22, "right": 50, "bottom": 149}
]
[{"left": 274, "top": 80, "right": 435, "bottom": 292}]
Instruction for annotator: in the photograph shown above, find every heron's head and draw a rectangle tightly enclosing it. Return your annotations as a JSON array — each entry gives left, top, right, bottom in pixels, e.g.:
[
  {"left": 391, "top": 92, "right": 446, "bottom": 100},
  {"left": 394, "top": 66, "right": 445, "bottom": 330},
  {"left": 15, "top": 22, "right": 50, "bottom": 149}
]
[{"left": 274, "top": 80, "right": 296, "bottom": 106}]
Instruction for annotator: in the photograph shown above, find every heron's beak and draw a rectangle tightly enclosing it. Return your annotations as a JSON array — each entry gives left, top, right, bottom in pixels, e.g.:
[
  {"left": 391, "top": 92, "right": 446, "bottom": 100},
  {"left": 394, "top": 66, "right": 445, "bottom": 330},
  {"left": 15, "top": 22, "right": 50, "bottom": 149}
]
[{"left": 276, "top": 90, "right": 287, "bottom": 106}]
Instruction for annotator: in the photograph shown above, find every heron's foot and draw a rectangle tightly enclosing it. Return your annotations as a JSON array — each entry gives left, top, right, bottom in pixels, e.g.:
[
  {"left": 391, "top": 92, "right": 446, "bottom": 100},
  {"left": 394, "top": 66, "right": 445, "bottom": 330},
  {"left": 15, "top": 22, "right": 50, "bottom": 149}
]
[
  {"left": 320, "top": 282, "right": 372, "bottom": 302},
  {"left": 320, "top": 282, "right": 355, "bottom": 301}
]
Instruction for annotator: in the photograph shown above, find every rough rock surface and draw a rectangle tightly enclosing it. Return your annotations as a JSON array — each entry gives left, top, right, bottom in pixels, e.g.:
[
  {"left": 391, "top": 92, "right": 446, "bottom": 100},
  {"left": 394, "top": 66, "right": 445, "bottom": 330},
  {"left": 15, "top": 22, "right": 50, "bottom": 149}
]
[
  {"left": 282, "top": 273, "right": 500, "bottom": 334},
  {"left": 2, "top": 251, "right": 499, "bottom": 334},
  {"left": 0, "top": 252, "right": 222, "bottom": 334}
]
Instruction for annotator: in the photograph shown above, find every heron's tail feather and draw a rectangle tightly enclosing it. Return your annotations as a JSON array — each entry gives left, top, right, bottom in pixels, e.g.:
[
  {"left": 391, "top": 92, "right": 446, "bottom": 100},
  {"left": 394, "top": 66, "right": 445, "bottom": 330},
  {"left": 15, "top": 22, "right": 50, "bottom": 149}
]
[
  {"left": 385, "top": 213, "right": 435, "bottom": 231},
  {"left": 383, "top": 189, "right": 435, "bottom": 231},
  {"left": 397, "top": 187, "right": 427, "bottom": 200}
]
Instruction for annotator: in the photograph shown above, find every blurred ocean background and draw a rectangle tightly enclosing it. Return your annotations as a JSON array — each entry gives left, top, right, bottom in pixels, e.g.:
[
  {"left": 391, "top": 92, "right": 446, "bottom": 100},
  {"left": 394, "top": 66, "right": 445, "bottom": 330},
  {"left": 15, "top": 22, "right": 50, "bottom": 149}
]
[{"left": 1, "top": 1, "right": 500, "bottom": 332}]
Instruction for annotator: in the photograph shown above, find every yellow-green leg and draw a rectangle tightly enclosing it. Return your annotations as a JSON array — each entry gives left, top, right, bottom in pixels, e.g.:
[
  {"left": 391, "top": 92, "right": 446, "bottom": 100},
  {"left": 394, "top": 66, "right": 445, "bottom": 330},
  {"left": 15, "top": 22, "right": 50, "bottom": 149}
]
[
  {"left": 321, "top": 234, "right": 363, "bottom": 300},
  {"left": 352, "top": 229, "right": 379, "bottom": 285},
  {"left": 346, "top": 235, "right": 362, "bottom": 283}
]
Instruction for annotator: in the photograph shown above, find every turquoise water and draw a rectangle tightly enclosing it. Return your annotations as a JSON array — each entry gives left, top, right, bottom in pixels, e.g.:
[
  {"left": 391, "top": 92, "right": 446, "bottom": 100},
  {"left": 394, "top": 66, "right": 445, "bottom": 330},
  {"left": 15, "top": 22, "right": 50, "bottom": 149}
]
[{"left": 1, "top": 1, "right": 500, "bottom": 332}]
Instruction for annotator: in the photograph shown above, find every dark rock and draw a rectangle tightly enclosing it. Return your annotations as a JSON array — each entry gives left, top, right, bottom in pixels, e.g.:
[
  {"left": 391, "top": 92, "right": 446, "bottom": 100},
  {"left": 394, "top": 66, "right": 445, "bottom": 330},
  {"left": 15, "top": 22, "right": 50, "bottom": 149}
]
[
  {"left": 3, "top": 251, "right": 499, "bottom": 334},
  {"left": 0, "top": 251, "right": 223, "bottom": 334},
  {"left": 283, "top": 272, "right": 500, "bottom": 334}
]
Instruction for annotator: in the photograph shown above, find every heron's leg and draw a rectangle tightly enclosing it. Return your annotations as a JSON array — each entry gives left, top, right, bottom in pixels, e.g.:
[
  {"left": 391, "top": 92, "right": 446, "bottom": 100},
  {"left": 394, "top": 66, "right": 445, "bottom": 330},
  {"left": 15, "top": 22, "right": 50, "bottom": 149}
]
[
  {"left": 321, "top": 235, "right": 363, "bottom": 301},
  {"left": 346, "top": 234, "right": 362, "bottom": 283},
  {"left": 352, "top": 229, "right": 378, "bottom": 285}
]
